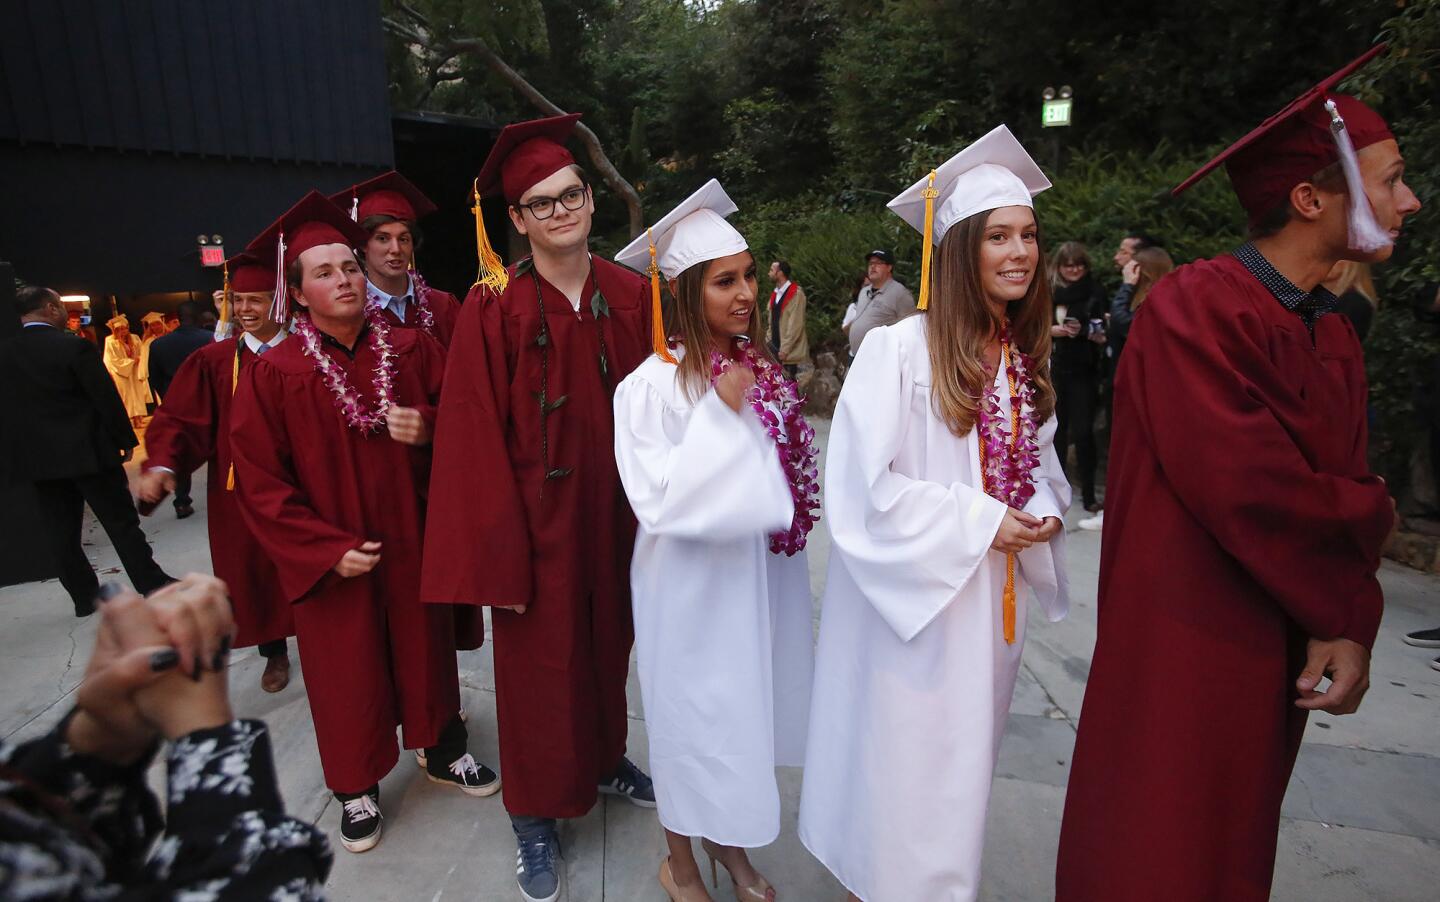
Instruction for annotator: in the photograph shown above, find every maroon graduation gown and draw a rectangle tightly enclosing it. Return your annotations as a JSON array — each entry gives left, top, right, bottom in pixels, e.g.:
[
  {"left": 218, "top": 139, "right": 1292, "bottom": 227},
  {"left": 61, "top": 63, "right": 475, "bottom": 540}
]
[
  {"left": 1055, "top": 255, "right": 1393, "bottom": 901},
  {"left": 141, "top": 337, "right": 293, "bottom": 649},
  {"left": 421, "top": 257, "right": 651, "bottom": 817},
  {"left": 377, "top": 286, "right": 462, "bottom": 348},
  {"left": 230, "top": 324, "right": 460, "bottom": 794}
]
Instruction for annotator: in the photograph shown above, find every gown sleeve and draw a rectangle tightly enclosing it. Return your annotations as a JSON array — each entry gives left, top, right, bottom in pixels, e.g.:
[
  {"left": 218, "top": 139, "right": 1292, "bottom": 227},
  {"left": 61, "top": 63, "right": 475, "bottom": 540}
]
[
  {"left": 1125, "top": 273, "right": 1393, "bottom": 647},
  {"left": 142, "top": 350, "right": 219, "bottom": 475},
  {"left": 420, "top": 288, "right": 533, "bottom": 607},
  {"left": 613, "top": 371, "right": 793, "bottom": 540},
  {"left": 229, "top": 361, "right": 364, "bottom": 603},
  {"left": 824, "top": 324, "right": 1010, "bottom": 642}
]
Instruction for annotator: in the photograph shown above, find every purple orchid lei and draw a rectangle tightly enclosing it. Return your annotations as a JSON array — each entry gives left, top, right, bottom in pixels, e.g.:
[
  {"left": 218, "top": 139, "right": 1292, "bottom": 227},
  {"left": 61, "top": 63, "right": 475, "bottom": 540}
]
[
  {"left": 365, "top": 270, "right": 437, "bottom": 335},
  {"left": 292, "top": 307, "right": 396, "bottom": 433},
  {"left": 977, "top": 320, "right": 1041, "bottom": 509},
  {"left": 708, "top": 337, "right": 821, "bottom": 556}
]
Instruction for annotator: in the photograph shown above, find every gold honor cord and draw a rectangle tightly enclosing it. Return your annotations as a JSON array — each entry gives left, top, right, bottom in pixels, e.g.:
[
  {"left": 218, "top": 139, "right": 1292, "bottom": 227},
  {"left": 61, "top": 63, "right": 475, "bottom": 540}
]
[{"left": 978, "top": 340, "right": 1021, "bottom": 644}]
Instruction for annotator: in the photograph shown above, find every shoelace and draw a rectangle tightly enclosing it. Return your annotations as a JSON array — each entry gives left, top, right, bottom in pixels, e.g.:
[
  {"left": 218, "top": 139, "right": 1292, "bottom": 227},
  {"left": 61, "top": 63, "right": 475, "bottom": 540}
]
[
  {"left": 614, "top": 758, "right": 651, "bottom": 790},
  {"left": 342, "top": 794, "right": 380, "bottom": 822},
  {"left": 449, "top": 753, "right": 481, "bottom": 781},
  {"left": 516, "top": 835, "right": 556, "bottom": 876}
]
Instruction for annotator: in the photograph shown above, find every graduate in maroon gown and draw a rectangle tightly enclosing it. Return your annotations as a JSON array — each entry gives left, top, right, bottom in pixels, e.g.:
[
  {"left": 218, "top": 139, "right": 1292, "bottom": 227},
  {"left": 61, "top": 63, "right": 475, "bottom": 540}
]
[
  {"left": 420, "top": 114, "right": 655, "bottom": 902},
  {"left": 330, "top": 171, "right": 463, "bottom": 348},
  {"left": 136, "top": 254, "right": 295, "bottom": 693},
  {"left": 1056, "top": 47, "right": 1422, "bottom": 902},
  {"left": 228, "top": 192, "right": 499, "bottom": 856}
]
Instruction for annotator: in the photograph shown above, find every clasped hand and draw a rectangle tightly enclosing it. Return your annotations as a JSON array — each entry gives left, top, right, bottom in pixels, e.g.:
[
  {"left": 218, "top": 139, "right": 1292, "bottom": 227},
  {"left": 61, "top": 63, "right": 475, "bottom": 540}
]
[{"left": 992, "top": 509, "right": 1062, "bottom": 554}]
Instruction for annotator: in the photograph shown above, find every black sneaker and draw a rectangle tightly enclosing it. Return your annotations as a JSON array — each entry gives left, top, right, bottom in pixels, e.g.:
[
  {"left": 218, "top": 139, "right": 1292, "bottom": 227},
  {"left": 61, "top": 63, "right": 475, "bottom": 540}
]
[
  {"left": 1403, "top": 626, "right": 1440, "bottom": 648},
  {"left": 1431, "top": 655, "right": 1440, "bottom": 673},
  {"left": 514, "top": 823, "right": 562, "bottom": 902},
  {"left": 598, "top": 756, "right": 656, "bottom": 808},
  {"left": 338, "top": 787, "right": 382, "bottom": 853},
  {"left": 425, "top": 751, "right": 500, "bottom": 797}
]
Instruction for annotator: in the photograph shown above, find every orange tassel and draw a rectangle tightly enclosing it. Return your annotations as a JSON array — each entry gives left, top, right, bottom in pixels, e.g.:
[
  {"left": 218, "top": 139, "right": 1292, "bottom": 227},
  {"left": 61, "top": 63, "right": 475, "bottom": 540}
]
[
  {"left": 472, "top": 178, "right": 509, "bottom": 294},
  {"left": 226, "top": 346, "right": 239, "bottom": 491},
  {"left": 647, "top": 228, "right": 677, "bottom": 364}
]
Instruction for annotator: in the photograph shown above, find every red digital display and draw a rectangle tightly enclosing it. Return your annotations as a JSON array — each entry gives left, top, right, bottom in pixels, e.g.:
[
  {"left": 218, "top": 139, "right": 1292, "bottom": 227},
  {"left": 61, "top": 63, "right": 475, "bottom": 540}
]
[{"left": 200, "top": 246, "right": 225, "bottom": 267}]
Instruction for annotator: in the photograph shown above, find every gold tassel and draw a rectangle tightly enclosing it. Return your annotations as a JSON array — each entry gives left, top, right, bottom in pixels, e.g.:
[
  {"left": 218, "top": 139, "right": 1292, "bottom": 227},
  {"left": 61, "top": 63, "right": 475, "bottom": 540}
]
[
  {"left": 1003, "top": 555, "right": 1016, "bottom": 644},
  {"left": 225, "top": 345, "right": 239, "bottom": 491},
  {"left": 917, "top": 170, "right": 939, "bottom": 311},
  {"left": 648, "top": 228, "right": 677, "bottom": 364},
  {"left": 472, "top": 178, "right": 509, "bottom": 295},
  {"left": 217, "top": 260, "right": 232, "bottom": 335}
]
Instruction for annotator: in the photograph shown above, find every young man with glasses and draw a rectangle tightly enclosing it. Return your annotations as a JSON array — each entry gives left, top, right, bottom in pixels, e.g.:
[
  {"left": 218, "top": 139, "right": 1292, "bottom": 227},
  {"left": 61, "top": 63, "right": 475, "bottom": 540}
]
[{"left": 422, "top": 113, "right": 657, "bottom": 902}]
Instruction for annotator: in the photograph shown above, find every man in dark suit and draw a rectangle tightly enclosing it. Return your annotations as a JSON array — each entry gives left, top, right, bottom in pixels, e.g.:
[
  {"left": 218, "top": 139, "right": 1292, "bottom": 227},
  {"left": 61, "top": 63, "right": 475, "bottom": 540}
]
[
  {"left": 1, "top": 286, "right": 173, "bottom": 615},
  {"left": 145, "top": 300, "right": 217, "bottom": 518}
]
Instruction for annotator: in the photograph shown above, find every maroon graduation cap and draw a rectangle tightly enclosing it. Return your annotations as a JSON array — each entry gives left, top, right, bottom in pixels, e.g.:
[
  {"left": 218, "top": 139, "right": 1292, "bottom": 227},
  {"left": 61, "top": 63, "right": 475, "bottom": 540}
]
[
  {"left": 1173, "top": 44, "right": 1393, "bottom": 233},
  {"left": 330, "top": 171, "right": 438, "bottom": 224},
  {"left": 476, "top": 112, "right": 583, "bottom": 204},
  {"left": 246, "top": 190, "right": 371, "bottom": 321}
]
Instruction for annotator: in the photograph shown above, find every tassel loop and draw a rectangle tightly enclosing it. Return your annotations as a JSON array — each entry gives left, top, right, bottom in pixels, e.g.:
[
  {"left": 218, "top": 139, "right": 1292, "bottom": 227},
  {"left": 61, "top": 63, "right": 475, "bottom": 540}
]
[
  {"left": 917, "top": 170, "right": 939, "bottom": 311},
  {"left": 647, "top": 228, "right": 677, "bottom": 364},
  {"left": 472, "top": 178, "right": 510, "bottom": 295}
]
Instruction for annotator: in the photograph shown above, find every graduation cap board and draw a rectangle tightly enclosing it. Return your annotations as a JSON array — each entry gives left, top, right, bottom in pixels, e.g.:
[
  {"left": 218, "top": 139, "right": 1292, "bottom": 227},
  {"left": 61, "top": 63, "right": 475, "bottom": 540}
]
[
  {"left": 469, "top": 113, "right": 585, "bottom": 296},
  {"left": 329, "top": 170, "right": 438, "bottom": 225},
  {"left": 1173, "top": 44, "right": 1393, "bottom": 252},
  {"left": 245, "top": 190, "right": 371, "bottom": 323},
  {"left": 614, "top": 179, "right": 749, "bottom": 364},
  {"left": 888, "top": 124, "right": 1052, "bottom": 310}
]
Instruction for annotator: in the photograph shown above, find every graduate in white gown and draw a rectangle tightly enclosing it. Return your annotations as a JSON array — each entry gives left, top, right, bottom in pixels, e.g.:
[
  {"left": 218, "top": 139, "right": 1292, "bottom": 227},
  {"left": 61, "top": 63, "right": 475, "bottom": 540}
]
[
  {"left": 102, "top": 315, "right": 149, "bottom": 425},
  {"left": 613, "top": 180, "right": 820, "bottom": 902},
  {"left": 798, "top": 126, "right": 1071, "bottom": 902}
]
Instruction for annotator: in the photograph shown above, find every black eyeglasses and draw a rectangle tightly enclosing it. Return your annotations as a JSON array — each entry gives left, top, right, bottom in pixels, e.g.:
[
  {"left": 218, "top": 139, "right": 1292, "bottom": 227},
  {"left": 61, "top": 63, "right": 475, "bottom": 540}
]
[{"left": 514, "top": 186, "right": 589, "bottom": 221}]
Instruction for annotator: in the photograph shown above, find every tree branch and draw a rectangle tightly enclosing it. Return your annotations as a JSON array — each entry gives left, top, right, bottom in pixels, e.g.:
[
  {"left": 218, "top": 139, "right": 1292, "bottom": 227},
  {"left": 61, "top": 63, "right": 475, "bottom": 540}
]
[{"left": 381, "top": 9, "right": 645, "bottom": 235}]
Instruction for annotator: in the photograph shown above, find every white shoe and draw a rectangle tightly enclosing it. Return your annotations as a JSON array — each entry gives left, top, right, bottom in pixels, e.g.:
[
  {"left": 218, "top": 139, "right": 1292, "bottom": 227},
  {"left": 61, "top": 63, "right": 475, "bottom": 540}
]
[{"left": 1077, "top": 511, "right": 1105, "bottom": 531}]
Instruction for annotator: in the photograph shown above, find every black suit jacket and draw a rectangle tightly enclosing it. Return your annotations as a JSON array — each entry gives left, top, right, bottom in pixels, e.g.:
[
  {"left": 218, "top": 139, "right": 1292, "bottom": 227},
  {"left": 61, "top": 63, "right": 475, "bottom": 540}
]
[
  {"left": 0, "top": 324, "right": 137, "bottom": 482},
  {"left": 147, "top": 325, "right": 213, "bottom": 400}
]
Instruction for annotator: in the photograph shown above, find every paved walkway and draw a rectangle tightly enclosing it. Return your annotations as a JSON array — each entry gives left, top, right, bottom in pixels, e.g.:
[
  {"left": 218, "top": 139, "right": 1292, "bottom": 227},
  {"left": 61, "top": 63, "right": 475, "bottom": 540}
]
[{"left": 2, "top": 421, "right": 1438, "bottom": 900}]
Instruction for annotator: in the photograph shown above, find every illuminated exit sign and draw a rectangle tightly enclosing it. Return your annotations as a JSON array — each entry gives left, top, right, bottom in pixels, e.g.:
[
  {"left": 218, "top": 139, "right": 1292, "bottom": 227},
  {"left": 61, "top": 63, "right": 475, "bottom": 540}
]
[
  {"left": 1042, "top": 99, "right": 1073, "bottom": 127},
  {"left": 200, "top": 246, "right": 226, "bottom": 267}
]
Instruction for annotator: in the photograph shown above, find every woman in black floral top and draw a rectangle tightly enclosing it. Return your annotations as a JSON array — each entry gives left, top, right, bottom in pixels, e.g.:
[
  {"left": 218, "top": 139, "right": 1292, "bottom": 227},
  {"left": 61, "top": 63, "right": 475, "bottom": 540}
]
[{"left": 0, "top": 575, "right": 332, "bottom": 899}]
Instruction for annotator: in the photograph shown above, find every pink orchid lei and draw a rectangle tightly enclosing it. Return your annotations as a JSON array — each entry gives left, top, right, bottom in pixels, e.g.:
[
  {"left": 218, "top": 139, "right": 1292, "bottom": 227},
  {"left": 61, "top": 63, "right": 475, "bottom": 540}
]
[
  {"left": 292, "top": 307, "right": 396, "bottom": 433},
  {"left": 708, "top": 338, "right": 821, "bottom": 555},
  {"left": 365, "top": 270, "right": 437, "bottom": 335},
  {"left": 977, "top": 320, "right": 1041, "bottom": 508}
]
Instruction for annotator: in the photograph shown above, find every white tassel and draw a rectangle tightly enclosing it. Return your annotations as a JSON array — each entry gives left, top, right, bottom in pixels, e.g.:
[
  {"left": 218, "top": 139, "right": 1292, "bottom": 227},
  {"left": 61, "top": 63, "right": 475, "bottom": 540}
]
[
  {"left": 349, "top": 196, "right": 359, "bottom": 222},
  {"left": 1325, "top": 100, "right": 1392, "bottom": 254},
  {"left": 269, "top": 231, "right": 288, "bottom": 323}
]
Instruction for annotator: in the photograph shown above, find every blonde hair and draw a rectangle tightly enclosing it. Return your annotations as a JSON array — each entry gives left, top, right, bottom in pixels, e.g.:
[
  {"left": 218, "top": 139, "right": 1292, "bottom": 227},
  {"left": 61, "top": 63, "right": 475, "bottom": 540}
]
[
  {"left": 923, "top": 209, "right": 1056, "bottom": 438},
  {"left": 1325, "top": 260, "right": 1379, "bottom": 308},
  {"left": 667, "top": 252, "right": 771, "bottom": 401},
  {"left": 1131, "top": 246, "right": 1175, "bottom": 311}
]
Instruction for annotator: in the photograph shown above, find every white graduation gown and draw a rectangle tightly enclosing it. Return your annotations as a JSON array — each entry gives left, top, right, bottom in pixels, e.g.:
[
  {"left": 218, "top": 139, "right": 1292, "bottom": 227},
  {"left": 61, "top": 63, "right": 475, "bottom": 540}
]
[
  {"left": 614, "top": 352, "right": 815, "bottom": 847},
  {"left": 798, "top": 315, "right": 1070, "bottom": 902},
  {"left": 103, "top": 334, "right": 149, "bottom": 418}
]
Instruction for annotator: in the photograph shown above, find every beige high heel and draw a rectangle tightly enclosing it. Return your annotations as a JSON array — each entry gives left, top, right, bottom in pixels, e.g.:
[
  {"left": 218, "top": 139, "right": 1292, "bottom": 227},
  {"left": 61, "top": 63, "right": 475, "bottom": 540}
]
[
  {"left": 700, "top": 839, "right": 777, "bottom": 902},
  {"left": 659, "top": 857, "right": 715, "bottom": 902}
]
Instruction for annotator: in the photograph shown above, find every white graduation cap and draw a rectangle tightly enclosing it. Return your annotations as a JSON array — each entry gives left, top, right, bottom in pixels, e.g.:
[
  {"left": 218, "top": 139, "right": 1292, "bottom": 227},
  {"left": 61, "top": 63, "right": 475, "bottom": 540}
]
[
  {"left": 888, "top": 125, "right": 1051, "bottom": 310},
  {"left": 615, "top": 179, "right": 749, "bottom": 363}
]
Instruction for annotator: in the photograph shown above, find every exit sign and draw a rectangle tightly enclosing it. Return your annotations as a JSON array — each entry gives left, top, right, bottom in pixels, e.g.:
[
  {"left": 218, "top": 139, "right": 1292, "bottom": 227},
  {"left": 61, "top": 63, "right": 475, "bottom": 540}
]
[
  {"left": 200, "top": 246, "right": 226, "bottom": 267},
  {"left": 1042, "top": 99, "right": 1073, "bottom": 127}
]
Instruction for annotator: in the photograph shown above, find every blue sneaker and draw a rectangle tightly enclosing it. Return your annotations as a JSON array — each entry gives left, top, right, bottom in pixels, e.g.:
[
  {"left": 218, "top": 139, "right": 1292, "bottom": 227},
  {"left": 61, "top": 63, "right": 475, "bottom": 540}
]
[
  {"left": 514, "top": 824, "right": 561, "bottom": 902},
  {"left": 598, "top": 756, "right": 657, "bottom": 808}
]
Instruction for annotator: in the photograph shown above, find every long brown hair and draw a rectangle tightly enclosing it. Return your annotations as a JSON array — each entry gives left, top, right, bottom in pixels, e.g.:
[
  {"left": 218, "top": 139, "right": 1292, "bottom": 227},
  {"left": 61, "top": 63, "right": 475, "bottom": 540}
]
[
  {"left": 923, "top": 208, "right": 1056, "bottom": 438},
  {"left": 1130, "top": 246, "right": 1175, "bottom": 310},
  {"left": 668, "top": 252, "right": 772, "bottom": 401}
]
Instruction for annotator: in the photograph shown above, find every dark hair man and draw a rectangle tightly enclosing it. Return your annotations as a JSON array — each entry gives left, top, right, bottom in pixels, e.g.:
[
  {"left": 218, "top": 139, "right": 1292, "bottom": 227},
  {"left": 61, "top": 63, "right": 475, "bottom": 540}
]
[{"left": 0, "top": 286, "right": 173, "bottom": 615}]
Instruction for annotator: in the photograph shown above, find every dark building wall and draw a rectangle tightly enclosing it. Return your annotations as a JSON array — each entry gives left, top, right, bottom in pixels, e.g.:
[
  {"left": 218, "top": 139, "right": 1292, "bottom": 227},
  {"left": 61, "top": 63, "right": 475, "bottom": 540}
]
[
  {"left": 0, "top": 144, "right": 384, "bottom": 295},
  {"left": 0, "top": 0, "right": 393, "bottom": 297},
  {"left": 0, "top": 0, "right": 393, "bottom": 166}
]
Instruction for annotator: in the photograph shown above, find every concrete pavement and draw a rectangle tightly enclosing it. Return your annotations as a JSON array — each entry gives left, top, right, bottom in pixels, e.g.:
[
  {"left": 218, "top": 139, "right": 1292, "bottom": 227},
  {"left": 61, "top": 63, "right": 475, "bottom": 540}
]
[{"left": 2, "top": 421, "right": 1438, "bottom": 900}]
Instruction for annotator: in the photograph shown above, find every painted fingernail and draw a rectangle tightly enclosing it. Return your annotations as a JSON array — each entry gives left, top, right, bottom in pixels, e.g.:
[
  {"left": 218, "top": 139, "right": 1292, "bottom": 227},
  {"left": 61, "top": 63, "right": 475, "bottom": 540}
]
[
  {"left": 191, "top": 660, "right": 203, "bottom": 682},
  {"left": 96, "top": 582, "right": 125, "bottom": 602},
  {"left": 150, "top": 649, "right": 180, "bottom": 672},
  {"left": 212, "top": 637, "right": 232, "bottom": 671}
]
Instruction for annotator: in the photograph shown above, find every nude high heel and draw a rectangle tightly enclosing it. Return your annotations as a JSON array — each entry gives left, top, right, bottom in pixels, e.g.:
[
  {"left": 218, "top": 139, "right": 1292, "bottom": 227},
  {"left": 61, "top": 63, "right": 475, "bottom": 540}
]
[
  {"left": 659, "top": 857, "right": 715, "bottom": 902},
  {"left": 700, "top": 839, "right": 777, "bottom": 902}
]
